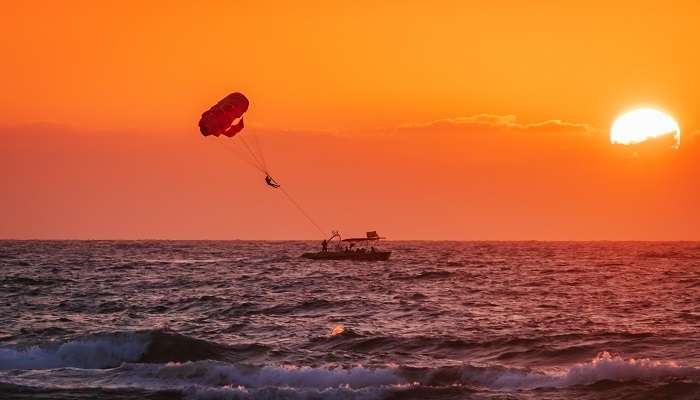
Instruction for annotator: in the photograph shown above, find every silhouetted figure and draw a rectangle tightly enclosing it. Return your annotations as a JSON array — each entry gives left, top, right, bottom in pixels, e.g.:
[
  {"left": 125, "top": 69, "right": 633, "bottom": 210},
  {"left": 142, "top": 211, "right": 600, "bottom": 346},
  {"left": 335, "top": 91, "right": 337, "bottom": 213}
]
[
  {"left": 321, "top": 240, "right": 328, "bottom": 252},
  {"left": 265, "top": 175, "right": 280, "bottom": 188}
]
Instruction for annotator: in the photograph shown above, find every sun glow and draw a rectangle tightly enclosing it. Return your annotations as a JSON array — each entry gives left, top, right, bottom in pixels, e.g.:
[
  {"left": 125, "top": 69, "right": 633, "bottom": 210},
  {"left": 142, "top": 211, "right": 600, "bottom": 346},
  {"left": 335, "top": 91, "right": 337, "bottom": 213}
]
[{"left": 610, "top": 108, "right": 680, "bottom": 148}]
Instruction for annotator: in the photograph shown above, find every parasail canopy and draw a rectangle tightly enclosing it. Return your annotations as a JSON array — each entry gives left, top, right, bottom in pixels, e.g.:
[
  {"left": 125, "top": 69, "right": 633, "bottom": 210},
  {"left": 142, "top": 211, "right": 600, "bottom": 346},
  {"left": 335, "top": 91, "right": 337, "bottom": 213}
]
[{"left": 199, "top": 92, "right": 249, "bottom": 137}]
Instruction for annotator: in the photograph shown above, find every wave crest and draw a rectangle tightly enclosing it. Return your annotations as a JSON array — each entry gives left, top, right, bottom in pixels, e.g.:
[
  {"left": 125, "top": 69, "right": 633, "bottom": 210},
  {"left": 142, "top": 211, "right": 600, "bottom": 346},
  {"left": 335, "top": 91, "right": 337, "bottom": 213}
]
[
  {"left": 562, "top": 351, "right": 697, "bottom": 386},
  {"left": 0, "top": 330, "right": 268, "bottom": 370},
  {"left": 0, "top": 331, "right": 149, "bottom": 370},
  {"left": 456, "top": 352, "right": 699, "bottom": 389}
]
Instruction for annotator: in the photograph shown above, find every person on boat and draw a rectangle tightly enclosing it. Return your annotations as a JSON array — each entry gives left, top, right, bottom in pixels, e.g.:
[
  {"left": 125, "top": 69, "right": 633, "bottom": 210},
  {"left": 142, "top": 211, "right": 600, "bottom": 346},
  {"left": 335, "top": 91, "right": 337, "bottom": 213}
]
[
  {"left": 265, "top": 175, "right": 280, "bottom": 188},
  {"left": 321, "top": 239, "right": 328, "bottom": 252}
]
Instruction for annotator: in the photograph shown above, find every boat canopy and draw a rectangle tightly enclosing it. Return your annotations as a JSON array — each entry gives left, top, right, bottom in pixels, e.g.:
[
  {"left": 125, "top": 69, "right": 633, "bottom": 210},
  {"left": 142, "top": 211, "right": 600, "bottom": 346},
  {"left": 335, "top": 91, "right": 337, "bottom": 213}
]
[{"left": 342, "top": 231, "right": 386, "bottom": 242}]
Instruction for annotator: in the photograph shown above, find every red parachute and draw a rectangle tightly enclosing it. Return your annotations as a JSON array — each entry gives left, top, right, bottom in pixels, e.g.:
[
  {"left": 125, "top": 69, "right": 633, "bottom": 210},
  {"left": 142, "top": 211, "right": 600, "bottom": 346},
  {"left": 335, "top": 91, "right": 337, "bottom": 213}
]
[
  {"left": 199, "top": 91, "right": 270, "bottom": 176},
  {"left": 199, "top": 92, "right": 249, "bottom": 137}
]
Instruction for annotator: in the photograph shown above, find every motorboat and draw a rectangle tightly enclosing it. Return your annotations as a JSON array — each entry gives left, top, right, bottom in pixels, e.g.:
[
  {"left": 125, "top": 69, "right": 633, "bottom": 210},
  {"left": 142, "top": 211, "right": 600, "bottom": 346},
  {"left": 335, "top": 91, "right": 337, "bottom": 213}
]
[{"left": 301, "top": 231, "right": 391, "bottom": 261}]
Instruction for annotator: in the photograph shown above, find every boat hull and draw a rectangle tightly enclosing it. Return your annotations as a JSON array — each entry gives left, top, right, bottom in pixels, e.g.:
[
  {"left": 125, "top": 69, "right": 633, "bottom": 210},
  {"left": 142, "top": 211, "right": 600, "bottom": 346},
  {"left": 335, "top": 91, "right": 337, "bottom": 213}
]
[{"left": 301, "top": 251, "right": 391, "bottom": 261}]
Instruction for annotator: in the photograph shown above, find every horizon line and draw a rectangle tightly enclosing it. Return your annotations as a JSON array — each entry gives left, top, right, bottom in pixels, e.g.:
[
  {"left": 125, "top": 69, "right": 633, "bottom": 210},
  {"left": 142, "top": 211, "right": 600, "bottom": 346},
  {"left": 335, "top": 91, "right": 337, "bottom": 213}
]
[{"left": 1, "top": 238, "right": 699, "bottom": 243}]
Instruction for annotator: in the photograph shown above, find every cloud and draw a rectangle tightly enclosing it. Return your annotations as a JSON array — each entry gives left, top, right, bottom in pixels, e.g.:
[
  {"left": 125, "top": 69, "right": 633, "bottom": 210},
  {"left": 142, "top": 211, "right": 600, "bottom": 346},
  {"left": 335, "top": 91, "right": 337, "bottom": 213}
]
[
  {"left": 397, "top": 114, "right": 598, "bottom": 135},
  {"left": 389, "top": 114, "right": 610, "bottom": 163}
]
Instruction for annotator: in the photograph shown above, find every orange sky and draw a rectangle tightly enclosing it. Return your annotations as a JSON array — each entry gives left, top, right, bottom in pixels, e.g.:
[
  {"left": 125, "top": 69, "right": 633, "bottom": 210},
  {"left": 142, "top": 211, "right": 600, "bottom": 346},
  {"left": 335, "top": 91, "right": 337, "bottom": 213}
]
[{"left": 2, "top": 1, "right": 700, "bottom": 239}]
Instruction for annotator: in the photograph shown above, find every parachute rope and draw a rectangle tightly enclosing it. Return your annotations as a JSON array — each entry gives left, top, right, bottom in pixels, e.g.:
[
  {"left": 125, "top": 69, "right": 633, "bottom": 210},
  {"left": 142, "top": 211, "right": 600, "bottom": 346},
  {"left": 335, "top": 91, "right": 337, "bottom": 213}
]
[
  {"left": 217, "top": 140, "right": 266, "bottom": 174},
  {"left": 249, "top": 130, "right": 268, "bottom": 172},
  {"left": 238, "top": 134, "right": 268, "bottom": 174},
  {"left": 212, "top": 137, "right": 327, "bottom": 237},
  {"left": 279, "top": 186, "right": 327, "bottom": 237}
]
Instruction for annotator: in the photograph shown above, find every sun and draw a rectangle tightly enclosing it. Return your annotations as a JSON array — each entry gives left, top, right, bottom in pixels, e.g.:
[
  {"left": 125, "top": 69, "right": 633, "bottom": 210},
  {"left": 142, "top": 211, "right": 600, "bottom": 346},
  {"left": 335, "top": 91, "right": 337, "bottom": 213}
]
[{"left": 610, "top": 108, "right": 680, "bottom": 148}]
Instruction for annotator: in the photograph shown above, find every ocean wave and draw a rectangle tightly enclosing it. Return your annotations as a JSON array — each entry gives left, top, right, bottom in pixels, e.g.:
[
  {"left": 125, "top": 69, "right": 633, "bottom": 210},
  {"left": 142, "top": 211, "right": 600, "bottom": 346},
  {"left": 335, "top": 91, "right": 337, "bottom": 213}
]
[
  {"left": 141, "top": 331, "right": 269, "bottom": 364},
  {"left": 0, "top": 361, "right": 408, "bottom": 399},
  {"left": 119, "top": 361, "right": 403, "bottom": 389},
  {"left": 312, "top": 330, "right": 656, "bottom": 363},
  {"left": 260, "top": 299, "right": 346, "bottom": 315},
  {"left": 449, "top": 352, "right": 700, "bottom": 389},
  {"left": 313, "top": 329, "right": 488, "bottom": 355},
  {"left": 0, "top": 330, "right": 268, "bottom": 370},
  {"left": 1, "top": 354, "right": 698, "bottom": 399},
  {"left": 0, "top": 382, "right": 178, "bottom": 400},
  {"left": 113, "top": 352, "right": 700, "bottom": 390},
  {"left": 0, "top": 331, "right": 150, "bottom": 370},
  {"left": 393, "top": 270, "right": 455, "bottom": 281},
  {"left": 559, "top": 351, "right": 699, "bottom": 387},
  {"left": 182, "top": 384, "right": 392, "bottom": 400},
  {"left": 4, "top": 330, "right": 693, "bottom": 390},
  {"left": 0, "top": 275, "right": 67, "bottom": 286}
]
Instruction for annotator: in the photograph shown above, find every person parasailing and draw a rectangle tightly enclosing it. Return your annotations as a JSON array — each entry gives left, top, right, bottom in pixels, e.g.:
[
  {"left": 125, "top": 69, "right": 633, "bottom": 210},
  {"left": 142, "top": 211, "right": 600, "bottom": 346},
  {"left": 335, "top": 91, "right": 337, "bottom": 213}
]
[
  {"left": 265, "top": 175, "right": 280, "bottom": 188},
  {"left": 199, "top": 91, "right": 327, "bottom": 236}
]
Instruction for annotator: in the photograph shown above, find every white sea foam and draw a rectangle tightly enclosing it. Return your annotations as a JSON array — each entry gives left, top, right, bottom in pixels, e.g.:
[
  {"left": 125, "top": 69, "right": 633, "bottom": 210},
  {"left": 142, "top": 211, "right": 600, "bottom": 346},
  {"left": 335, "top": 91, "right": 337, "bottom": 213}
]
[
  {"left": 560, "top": 351, "right": 698, "bottom": 386},
  {"left": 124, "top": 361, "right": 403, "bottom": 389},
  {"left": 182, "top": 384, "right": 392, "bottom": 400},
  {"left": 0, "top": 332, "right": 150, "bottom": 370},
  {"left": 460, "top": 351, "right": 700, "bottom": 389},
  {"left": 0, "top": 361, "right": 407, "bottom": 400}
]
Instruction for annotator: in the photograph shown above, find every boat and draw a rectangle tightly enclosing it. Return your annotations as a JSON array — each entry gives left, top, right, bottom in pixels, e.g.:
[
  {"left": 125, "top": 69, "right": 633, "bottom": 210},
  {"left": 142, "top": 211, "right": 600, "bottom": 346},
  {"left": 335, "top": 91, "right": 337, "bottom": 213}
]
[{"left": 301, "top": 231, "right": 391, "bottom": 261}]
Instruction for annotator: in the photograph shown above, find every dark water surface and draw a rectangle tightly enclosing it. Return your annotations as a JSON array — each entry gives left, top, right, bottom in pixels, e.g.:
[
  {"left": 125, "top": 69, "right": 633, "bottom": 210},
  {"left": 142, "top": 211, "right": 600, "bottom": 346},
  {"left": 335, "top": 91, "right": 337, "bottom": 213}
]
[{"left": 1, "top": 241, "right": 700, "bottom": 399}]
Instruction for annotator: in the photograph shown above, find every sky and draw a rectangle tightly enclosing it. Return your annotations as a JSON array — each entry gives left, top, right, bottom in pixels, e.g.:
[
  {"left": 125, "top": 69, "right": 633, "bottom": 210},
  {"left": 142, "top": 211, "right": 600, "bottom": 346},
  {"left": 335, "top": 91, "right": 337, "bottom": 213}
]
[{"left": 1, "top": 1, "right": 699, "bottom": 240}]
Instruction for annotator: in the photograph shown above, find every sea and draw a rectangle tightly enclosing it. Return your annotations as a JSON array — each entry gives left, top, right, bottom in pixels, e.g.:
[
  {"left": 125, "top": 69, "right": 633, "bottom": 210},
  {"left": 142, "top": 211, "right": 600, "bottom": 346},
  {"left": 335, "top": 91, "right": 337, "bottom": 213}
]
[{"left": 1, "top": 241, "right": 699, "bottom": 399}]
